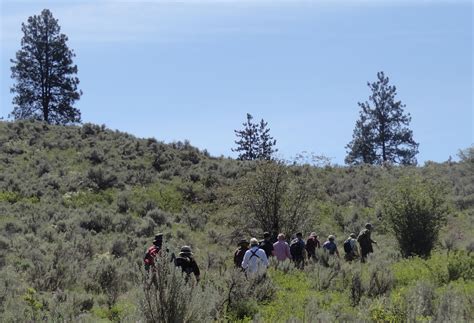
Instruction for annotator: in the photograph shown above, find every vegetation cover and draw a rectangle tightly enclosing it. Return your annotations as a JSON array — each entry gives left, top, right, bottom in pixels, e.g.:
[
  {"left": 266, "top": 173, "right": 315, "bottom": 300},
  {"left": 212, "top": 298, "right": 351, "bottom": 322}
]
[{"left": 0, "top": 120, "right": 472, "bottom": 322}]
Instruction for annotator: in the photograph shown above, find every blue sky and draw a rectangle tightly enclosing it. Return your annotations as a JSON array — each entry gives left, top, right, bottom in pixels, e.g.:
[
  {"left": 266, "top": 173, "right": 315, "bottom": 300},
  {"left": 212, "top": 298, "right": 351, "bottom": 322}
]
[{"left": 1, "top": 0, "right": 472, "bottom": 164}]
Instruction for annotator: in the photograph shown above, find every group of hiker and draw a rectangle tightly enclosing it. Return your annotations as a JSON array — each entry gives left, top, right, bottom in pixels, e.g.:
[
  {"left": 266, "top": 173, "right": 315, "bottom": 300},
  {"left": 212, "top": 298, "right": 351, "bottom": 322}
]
[
  {"left": 144, "top": 223, "right": 377, "bottom": 280},
  {"left": 144, "top": 233, "right": 201, "bottom": 282},
  {"left": 233, "top": 223, "right": 377, "bottom": 272}
]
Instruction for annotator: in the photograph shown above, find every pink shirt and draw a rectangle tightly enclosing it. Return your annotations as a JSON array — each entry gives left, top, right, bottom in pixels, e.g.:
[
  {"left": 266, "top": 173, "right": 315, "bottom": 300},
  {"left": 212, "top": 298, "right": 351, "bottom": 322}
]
[{"left": 273, "top": 240, "right": 291, "bottom": 261}]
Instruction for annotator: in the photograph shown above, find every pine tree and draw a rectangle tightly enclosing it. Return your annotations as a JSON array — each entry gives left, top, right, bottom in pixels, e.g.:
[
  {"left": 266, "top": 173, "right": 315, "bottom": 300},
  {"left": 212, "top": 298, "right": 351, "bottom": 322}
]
[
  {"left": 233, "top": 114, "right": 278, "bottom": 161},
  {"left": 345, "top": 72, "right": 419, "bottom": 165},
  {"left": 10, "top": 9, "right": 82, "bottom": 125},
  {"left": 257, "top": 118, "right": 278, "bottom": 160},
  {"left": 233, "top": 113, "right": 260, "bottom": 160}
]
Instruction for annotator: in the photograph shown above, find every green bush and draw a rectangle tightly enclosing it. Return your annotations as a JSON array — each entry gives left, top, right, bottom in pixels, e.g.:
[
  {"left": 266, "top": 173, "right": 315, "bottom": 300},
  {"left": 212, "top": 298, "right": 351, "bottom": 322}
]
[{"left": 382, "top": 176, "right": 449, "bottom": 258}]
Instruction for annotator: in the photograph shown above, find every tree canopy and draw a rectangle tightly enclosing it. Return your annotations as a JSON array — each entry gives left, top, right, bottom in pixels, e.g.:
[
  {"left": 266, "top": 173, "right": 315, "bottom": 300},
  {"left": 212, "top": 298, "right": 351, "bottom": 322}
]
[
  {"left": 345, "top": 72, "right": 418, "bottom": 165},
  {"left": 10, "top": 9, "right": 82, "bottom": 125}
]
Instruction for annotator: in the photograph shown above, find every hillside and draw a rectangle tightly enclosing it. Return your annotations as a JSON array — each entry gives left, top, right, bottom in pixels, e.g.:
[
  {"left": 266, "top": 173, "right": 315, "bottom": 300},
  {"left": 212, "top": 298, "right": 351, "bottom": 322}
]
[{"left": 0, "top": 120, "right": 473, "bottom": 322}]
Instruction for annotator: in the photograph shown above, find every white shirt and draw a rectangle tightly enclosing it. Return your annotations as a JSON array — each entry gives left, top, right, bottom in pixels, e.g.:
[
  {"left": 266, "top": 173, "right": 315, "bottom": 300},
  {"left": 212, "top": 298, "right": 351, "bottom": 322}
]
[{"left": 241, "top": 246, "right": 268, "bottom": 274}]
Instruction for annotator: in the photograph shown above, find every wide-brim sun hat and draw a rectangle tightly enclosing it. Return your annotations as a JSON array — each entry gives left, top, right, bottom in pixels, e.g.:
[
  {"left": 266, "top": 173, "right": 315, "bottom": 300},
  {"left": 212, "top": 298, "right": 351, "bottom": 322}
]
[
  {"left": 238, "top": 239, "right": 249, "bottom": 246},
  {"left": 180, "top": 245, "right": 192, "bottom": 254}
]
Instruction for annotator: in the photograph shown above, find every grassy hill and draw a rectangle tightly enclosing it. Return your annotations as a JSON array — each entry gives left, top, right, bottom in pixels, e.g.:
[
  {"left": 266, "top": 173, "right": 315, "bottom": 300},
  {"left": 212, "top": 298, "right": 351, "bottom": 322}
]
[{"left": 0, "top": 120, "right": 473, "bottom": 322}]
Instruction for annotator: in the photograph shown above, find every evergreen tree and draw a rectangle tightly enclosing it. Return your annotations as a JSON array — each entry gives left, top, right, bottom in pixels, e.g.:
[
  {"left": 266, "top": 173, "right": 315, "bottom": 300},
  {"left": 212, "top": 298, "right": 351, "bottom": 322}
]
[
  {"left": 233, "top": 113, "right": 259, "bottom": 160},
  {"left": 10, "top": 9, "right": 82, "bottom": 125},
  {"left": 233, "top": 114, "right": 278, "bottom": 161},
  {"left": 345, "top": 72, "right": 419, "bottom": 165},
  {"left": 257, "top": 118, "right": 278, "bottom": 160}
]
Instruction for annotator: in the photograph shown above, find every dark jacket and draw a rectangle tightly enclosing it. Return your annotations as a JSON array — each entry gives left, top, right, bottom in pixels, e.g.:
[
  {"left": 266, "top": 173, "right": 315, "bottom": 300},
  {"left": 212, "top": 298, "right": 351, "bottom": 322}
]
[
  {"left": 357, "top": 229, "right": 375, "bottom": 254},
  {"left": 234, "top": 246, "right": 248, "bottom": 268},
  {"left": 259, "top": 239, "right": 274, "bottom": 258},
  {"left": 175, "top": 254, "right": 200, "bottom": 280},
  {"left": 305, "top": 237, "right": 320, "bottom": 258}
]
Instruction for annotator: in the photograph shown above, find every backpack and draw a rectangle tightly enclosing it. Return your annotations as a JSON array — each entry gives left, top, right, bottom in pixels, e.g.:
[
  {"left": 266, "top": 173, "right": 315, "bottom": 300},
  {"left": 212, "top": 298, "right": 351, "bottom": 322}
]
[
  {"left": 343, "top": 239, "right": 353, "bottom": 254},
  {"left": 176, "top": 256, "right": 194, "bottom": 275},
  {"left": 290, "top": 239, "right": 303, "bottom": 258},
  {"left": 144, "top": 245, "right": 159, "bottom": 266}
]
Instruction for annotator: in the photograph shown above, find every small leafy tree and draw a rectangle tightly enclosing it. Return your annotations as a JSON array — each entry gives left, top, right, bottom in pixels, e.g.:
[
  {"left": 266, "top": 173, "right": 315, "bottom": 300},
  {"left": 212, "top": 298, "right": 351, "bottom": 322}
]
[
  {"left": 346, "top": 72, "right": 418, "bottom": 165},
  {"left": 382, "top": 177, "right": 449, "bottom": 258},
  {"left": 10, "top": 9, "right": 82, "bottom": 124},
  {"left": 237, "top": 160, "right": 312, "bottom": 240},
  {"left": 233, "top": 113, "right": 277, "bottom": 160}
]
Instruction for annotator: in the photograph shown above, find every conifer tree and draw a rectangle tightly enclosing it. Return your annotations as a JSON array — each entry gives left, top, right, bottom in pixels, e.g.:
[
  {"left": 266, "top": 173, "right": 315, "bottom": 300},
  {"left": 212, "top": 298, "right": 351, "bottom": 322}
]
[
  {"left": 233, "top": 113, "right": 260, "bottom": 160},
  {"left": 10, "top": 9, "right": 82, "bottom": 125},
  {"left": 257, "top": 118, "right": 278, "bottom": 160},
  {"left": 345, "top": 72, "right": 418, "bottom": 165},
  {"left": 233, "top": 114, "right": 277, "bottom": 161}
]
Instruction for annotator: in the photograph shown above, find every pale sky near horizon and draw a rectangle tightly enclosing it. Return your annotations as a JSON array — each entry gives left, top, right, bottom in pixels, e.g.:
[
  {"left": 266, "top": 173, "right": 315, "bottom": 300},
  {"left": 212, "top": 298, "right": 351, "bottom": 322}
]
[{"left": 1, "top": 0, "right": 472, "bottom": 165}]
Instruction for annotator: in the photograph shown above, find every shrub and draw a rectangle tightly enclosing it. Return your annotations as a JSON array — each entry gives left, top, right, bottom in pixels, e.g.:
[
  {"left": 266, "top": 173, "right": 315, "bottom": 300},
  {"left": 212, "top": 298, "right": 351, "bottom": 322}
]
[
  {"left": 366, "top": 261, "right": 393, "bottom": 297},
  {"left": 111, "top": 239, "right": 128, "bottom": 258},
  {"left": 447, "top": 251, "right": 474, "bottom": 281},
  {"left": 86, "top": 260, "right": 124, "bottom": 308},
  {"left": 146, "top": 208, "right": 171, "bottom": 227},
  {"left": 405, "top": 281, "right": 436, "bottom": 321},
  {"left": 79, "top": 210, "right": 113, "bottom": 233},
  {"left": 182, "top": 208, "right": 207, "bottom": 231},
  {"left": 86, "top": 167, "right": 118, "bottom": 191},
  {"left": 116, "top": 192, "right": 131, "bottom": 213},
  {"left": 140, "top": 255, "right": 220, "bottom": 322},
  {"left": 350, "top": 270, "right": 363, "bottom": 306},
  {"left": 382, "top": 177, "right": 449, "bottom": 258}
]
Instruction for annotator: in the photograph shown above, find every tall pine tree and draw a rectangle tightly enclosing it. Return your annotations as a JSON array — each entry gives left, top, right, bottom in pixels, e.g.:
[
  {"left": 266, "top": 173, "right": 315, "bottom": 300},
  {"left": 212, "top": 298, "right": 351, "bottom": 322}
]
[
  {"left": 345, "top": 72, "right": 419, "bottom": 165},
  {"left": 10, "top": 9, "right": 82, "bottom": 125},
  {"left": 233, "top": 113, "right": 277, "bottom": 160}
]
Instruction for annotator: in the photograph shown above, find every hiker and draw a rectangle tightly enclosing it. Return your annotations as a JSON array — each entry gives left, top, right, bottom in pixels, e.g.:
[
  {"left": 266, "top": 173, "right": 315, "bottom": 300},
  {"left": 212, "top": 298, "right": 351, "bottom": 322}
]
[
  {"left": 242, "top": 238, "right": 268, "bottom": 274},
  {"left": 144, "top": 233, "right": 163, "bottom": 271},
  {"left": 234, "top": 239, "right": 249, "bottom": 268},
  {"left": 343, "top": 233, "right": 359, "bottom": 261},
  {"left": 305, "top": 232, "right": 321, "bottom": 260},
  {"left": 259, "top": 232, "right": 275, "bottom": 258},
  {"left": 273, "top": 233, "right": 291, "bottom": 262},
  {"left": 322, "top": 235, "right": 340, "bottom": 257},
  {"left": 290, "top": 232, "right": 306, "bottom": 269},
  {"left": 357, "top": 223, "right": 377, "bottom": 262},
  {"left": 174, "top": 246, "right": 201, "bottom": 282}
]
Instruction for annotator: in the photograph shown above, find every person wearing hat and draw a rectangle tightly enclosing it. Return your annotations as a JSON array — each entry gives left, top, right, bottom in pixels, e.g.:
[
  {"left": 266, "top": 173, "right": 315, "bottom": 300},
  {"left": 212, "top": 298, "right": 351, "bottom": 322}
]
[
  {"left": 234, "top": 239, "right": 249, "bottom": 268},
  {"left": 305, "top": 232, "right": 321, "bottom": 260},
  {"left": 273, "top": 233, "right": 291, "bottom": 262},
  {"left": 259, "top": 232, "right": 275, "bottom": 258},
  {"left": 357, "top": 223, "right": 377, "bottom": 262},
  {"left": 343, "top": 233, "right": 359, "bottom": 261},
  {"left": 242, "top": 238, "right": 268, "bottom": 274},
  {"left": 144, "top": 233, "right": 164, "bottom": 271},
  {"left": 322, "top": 235, "right": 340, "bottom": 257},
  {"left": 175, "top": 245, "right": 200, "bottom": 282}
]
